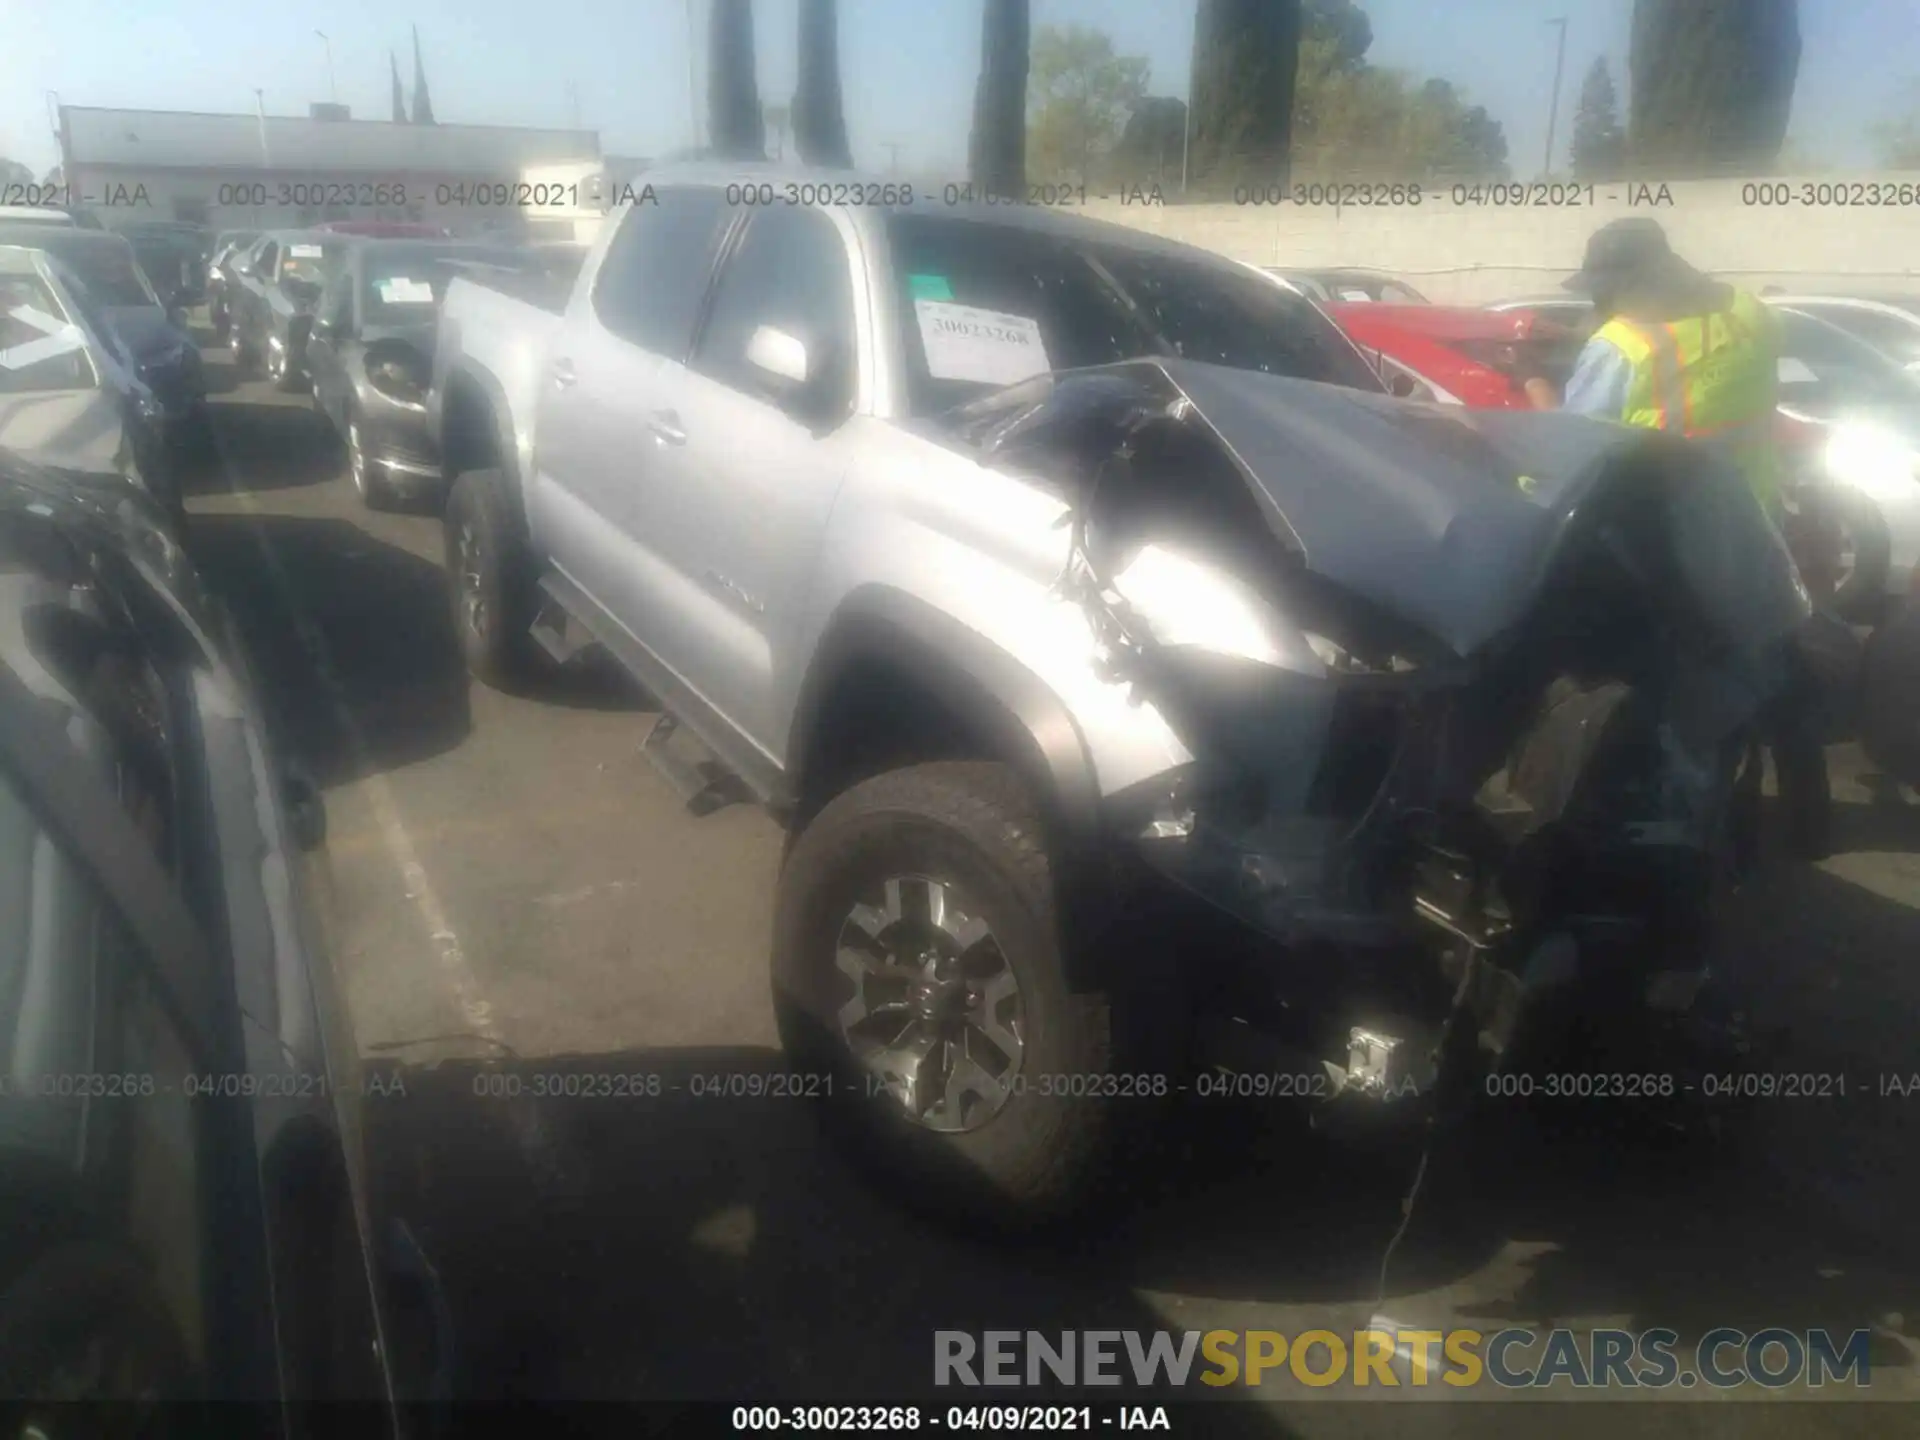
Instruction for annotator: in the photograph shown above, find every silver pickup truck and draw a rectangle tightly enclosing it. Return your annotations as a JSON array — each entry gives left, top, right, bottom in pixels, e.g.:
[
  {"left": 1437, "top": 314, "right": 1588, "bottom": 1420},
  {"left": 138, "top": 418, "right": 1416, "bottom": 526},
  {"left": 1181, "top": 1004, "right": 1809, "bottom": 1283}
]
[{"left": 427, "top": 164, "right": 1820, "bottom": 1231}]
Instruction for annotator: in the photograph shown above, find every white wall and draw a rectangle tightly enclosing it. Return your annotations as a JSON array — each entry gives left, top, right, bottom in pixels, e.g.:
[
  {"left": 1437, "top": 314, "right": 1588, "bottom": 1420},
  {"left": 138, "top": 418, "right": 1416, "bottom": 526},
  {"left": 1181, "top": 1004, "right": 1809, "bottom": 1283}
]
[
  {"left": 1074, "top": 171, "right": 1920, "bottom": 302},
  {"left": 72, "top": 166, "right": 546, "bottom": 237}
]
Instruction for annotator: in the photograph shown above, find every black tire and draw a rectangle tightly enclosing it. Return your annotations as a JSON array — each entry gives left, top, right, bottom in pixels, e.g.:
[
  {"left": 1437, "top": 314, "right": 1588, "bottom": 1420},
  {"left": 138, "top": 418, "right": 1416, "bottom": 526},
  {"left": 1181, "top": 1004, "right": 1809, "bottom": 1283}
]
[
  {"left": 1814, "top": 484, "right": 1891, "bottom": 624},
  {"left": 229, "top": 326, "right": 255, "bottom": 375},
  {"left": 0, "top": 1240, "right": 198, "bottom": 1404},
  {"left": 773, "top": 761, "right": 1165, "bottom": 1233},
  {"left": 444, "top": 468, "right": 538, "bottom": 689},
  {"left": 268, "top": 342, "right": 302, "bottom": 393}
]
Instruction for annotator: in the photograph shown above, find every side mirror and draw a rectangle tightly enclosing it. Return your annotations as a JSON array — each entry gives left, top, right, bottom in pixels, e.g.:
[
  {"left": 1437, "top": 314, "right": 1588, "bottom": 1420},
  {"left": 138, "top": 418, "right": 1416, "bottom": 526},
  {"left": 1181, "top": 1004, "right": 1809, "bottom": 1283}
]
[
  {"left": 746, "top": 325, "right": 810, "bottom": 392},
  {"left": 1387, "top": 371, "right": 1420, "bottom": 399}
]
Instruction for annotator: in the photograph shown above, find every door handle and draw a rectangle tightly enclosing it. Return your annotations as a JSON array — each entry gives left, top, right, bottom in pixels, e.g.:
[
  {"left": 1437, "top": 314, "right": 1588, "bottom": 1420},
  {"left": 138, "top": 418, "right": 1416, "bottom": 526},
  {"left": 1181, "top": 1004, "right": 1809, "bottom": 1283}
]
[
  {"left": 645, "top": 409, "right": 686, "bottom": 446},
  {"left": 550, "top": 357, "right": 576, "bottom": 389}
]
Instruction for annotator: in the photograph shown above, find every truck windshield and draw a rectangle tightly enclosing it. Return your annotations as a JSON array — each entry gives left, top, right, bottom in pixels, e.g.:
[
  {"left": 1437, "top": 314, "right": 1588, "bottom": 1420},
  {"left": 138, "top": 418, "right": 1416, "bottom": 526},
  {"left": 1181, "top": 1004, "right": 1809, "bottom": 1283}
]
[
  {"left": 885, "top": 213, "right": 1387, "bottom": 416},
  {"left": 42, "top": 240, "right": 155, "bottom": 308}
]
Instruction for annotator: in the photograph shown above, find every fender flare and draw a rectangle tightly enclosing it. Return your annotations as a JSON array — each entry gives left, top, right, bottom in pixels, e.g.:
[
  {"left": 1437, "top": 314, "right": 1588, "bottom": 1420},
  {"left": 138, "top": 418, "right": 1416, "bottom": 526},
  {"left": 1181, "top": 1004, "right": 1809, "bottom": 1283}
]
[
  {"left": 785, "top": 587, "right": 1114, "bottom": 986},
  {"left": 438, "top": 360, "right": 530, "bottom": 531}
]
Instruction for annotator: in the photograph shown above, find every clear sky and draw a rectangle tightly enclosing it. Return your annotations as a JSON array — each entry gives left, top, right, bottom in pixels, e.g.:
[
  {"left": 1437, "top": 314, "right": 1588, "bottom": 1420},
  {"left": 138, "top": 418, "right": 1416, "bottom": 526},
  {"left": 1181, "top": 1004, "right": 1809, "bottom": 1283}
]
[{"left": 3, "top": 0, "right": 1913, "bottom": 179}]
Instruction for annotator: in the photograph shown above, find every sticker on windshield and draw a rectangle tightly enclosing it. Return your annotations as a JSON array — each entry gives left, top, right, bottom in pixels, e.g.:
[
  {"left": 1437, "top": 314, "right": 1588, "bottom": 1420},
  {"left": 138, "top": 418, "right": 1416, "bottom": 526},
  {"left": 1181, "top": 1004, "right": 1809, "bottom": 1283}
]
[
  {"left": 908, "top": 273, "right": 955, "bottom": 301},
  {"left": 914, "top": 300, "right": 1051, "bottom": 386},
  {"left": 375, "top": 277, "right": 436, "bottom": 305},
  {"left": 0, "top": 304, "right": 88, "bottom": 371},
  {"left": 1777, "top": 356, "right": 1817, "bottom": 385},
  {"left": 289, "top": 244, "right": 324, "bottom": 258},
  {"left": 1338, "top": 288, "right": 1373, "bottom": 301}
]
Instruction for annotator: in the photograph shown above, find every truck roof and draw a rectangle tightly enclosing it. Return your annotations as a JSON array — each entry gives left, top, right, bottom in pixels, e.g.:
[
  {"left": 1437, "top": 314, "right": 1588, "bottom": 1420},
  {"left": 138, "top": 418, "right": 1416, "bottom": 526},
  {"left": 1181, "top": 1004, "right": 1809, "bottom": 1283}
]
[{"left": 632, "top": 160, "right": 1255, "bottom": 269}]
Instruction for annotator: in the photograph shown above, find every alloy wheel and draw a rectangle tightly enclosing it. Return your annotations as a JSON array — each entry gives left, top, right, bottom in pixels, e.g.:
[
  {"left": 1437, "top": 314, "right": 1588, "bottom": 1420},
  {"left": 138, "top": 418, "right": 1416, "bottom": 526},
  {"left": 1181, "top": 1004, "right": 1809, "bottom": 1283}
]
[
  {"left": 455, "top": 519, "right": 488, "bottom": 639},
  {"left": 832, "top": 874, "right": 1024, "bottom": 1133},
  {"left": 267, "top": 347, "right": 283, "bottom": 382},
  {"left": 347, "top": 422, "right": 366, "bottom": 495}
]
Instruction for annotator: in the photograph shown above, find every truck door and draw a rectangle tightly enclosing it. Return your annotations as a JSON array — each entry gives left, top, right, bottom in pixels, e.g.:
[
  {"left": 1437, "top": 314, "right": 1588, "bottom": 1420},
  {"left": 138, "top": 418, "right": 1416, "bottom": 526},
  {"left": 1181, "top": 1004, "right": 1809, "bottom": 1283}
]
[
  {"left": 636, "top": 205, "right": 862, "bottom": 756},
  {"left": 530, "top": 188, "right": 735, "bottom": 637}
]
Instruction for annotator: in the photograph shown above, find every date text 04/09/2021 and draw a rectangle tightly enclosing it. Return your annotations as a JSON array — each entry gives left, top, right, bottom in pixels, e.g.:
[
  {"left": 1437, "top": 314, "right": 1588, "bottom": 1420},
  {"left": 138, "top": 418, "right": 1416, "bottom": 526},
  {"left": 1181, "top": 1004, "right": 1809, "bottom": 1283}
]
[{"left": 729, "top": 1404, "right": 1174, "bottom": 1432}]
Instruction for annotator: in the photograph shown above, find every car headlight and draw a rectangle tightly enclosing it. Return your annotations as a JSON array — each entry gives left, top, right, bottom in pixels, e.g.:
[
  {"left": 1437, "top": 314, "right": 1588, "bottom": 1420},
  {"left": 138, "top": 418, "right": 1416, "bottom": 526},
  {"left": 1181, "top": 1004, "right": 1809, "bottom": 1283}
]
[
  {"left": 367, "top": 358, "right": 428, "bottom": 407},
  {"left": 1108, "top": 544, "right": 1322, "bottom": 673},
  {"left": 1824, "top": 423, "right": 1920, "bottom": 503},
  {"left": 135, "top": 392, "right": 166, "bottom": 423}
]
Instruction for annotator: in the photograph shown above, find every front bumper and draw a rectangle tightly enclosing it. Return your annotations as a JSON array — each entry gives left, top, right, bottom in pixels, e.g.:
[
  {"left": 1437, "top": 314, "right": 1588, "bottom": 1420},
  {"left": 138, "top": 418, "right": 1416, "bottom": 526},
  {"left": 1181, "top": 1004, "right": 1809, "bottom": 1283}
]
[{"left": 360, "top": 406, "right": 443, "bottom": 496}]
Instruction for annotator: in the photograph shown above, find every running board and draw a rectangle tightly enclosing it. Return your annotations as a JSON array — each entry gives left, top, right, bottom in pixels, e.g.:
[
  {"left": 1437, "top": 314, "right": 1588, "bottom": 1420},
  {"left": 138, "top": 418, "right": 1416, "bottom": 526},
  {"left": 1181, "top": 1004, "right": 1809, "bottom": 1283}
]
[
  {"left": 639, "top": 712, "right": 744, "bottom": 816},
  {"left": 528, "top": 586, "right": 594, "bottom": 664}
]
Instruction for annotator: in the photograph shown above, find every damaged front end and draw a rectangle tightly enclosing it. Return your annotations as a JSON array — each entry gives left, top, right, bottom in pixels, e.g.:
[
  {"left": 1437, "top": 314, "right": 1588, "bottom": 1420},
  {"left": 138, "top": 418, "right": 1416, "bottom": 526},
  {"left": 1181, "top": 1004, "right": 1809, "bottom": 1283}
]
[{"left": 963, "top": 360, "right": 1813, "bottom": 1102}]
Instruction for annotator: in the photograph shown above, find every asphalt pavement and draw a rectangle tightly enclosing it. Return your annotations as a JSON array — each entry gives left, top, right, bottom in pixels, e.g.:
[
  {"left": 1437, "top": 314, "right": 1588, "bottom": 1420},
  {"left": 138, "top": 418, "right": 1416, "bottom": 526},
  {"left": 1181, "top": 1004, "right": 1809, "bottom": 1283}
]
[{"left": 179, "top": 332, "right": 1920, "bottom": 1434}]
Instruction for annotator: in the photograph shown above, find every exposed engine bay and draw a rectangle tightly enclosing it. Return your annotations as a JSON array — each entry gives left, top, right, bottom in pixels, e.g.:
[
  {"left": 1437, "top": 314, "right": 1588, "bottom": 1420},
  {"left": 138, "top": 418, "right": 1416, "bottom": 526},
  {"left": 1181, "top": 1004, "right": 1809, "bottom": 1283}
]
[{"left": 958, "top": 359, "right": 1818, "bottom": 1090}]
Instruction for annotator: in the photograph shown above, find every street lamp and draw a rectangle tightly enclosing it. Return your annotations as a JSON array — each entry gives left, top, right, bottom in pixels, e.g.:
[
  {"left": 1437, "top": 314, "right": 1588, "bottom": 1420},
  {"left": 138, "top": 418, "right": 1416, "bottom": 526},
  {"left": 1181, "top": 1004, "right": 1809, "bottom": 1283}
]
[
  {"left": 314, "top": 31, "right": 337, "bottom": 103},
  {"left": 1543, "top": 17, "right": 1569, "bottom": 179}
]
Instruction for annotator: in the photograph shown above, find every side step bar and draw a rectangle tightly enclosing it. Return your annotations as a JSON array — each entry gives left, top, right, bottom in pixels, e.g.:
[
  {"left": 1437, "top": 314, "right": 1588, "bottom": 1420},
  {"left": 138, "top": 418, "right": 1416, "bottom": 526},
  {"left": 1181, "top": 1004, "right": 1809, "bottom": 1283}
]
[{"left": 640, "top": 713, "right": 742, "bottom": 816}]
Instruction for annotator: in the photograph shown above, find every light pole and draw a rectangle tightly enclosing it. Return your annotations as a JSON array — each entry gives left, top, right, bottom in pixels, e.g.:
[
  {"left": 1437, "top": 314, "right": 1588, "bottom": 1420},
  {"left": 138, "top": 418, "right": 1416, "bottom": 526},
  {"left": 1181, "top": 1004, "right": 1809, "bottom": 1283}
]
[
  {"left": 685, "top": 0, "right": 701, "bottom": 151},
  {"left": 1543, "top": 17, "right": 1568, "bottom": 179},
  {"left": 314, "top": 31, "right": 337, "bottom": 103},
  {"left": 1180, "top": 2, "right": 1198, "bottom": 194}
]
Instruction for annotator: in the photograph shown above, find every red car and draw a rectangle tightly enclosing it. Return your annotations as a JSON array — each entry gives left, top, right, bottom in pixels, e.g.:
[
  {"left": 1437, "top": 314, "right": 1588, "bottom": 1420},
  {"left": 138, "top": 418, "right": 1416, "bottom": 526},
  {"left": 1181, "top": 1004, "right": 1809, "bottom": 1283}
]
[
  {"left": 310, "top": 220, "right": 453, "bottom": 238},
  {"left": 1325, "top": 302, "right": 1584, "bottom": 409}
]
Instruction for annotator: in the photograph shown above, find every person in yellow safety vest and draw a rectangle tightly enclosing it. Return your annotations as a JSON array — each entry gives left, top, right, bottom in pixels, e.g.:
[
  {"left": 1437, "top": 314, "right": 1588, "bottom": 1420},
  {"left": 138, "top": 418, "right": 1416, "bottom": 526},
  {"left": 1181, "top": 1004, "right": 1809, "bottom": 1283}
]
[
  {"left": 1524, "top": 216, "right": 1783, "bottom": 516},
  {"left": 1524, "top": 217, "right": 1830, "bottom": 862}
]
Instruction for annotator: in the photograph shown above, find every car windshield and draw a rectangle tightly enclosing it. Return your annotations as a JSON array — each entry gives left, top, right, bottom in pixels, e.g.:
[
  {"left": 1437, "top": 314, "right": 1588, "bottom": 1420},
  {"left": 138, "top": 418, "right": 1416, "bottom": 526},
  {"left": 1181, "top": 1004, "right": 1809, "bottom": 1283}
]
[
  {"left": 1776, "top": 309, "right": 1920, "bottom": 414},
  {"left": 0, "top": 273, "right": 95, "bottom": 392},
  {"left": 362, "top": 248, "right": 532, "bottom": 323},
  {"left": 886, "top": 214, "right": 1385, "bottom": 416},
  {"left": 279, "top": 243, "right": 334, "bottom": 287}
]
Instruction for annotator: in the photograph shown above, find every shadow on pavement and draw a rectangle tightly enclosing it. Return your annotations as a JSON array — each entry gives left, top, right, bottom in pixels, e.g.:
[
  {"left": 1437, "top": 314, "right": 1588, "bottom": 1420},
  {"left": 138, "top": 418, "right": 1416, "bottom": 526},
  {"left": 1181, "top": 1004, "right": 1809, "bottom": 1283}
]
[
  {"left": 361, "top": 1049, "right": 1294, "bottom": 1432},
  {"left": 359, "top": 1040, "right": 1918, "bottom": 1416},
  {"left": 187, "top": 513, "right": 471, "bottom": 787},
  {"left": 198, "top": 388, "right": 341, "bottom": 495}
]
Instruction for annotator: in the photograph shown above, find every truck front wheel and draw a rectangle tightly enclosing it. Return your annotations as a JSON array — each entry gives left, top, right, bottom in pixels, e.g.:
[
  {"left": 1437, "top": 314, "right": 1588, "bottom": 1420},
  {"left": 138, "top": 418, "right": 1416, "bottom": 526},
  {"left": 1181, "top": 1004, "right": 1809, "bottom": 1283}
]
[
  {"left": 773, "top": 761, "right": 1154, "bottom": 1232},
  {"left": 444, "top": 468, "right": 537, "bottom": 690}
]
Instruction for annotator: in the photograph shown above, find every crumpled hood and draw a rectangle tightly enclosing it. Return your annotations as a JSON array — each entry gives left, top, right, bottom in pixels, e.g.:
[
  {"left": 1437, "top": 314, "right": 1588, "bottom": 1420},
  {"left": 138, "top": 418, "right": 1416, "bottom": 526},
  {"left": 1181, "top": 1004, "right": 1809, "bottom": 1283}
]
[{"left": 1078, "top": 358, "right": 1805, "bottom": 659}]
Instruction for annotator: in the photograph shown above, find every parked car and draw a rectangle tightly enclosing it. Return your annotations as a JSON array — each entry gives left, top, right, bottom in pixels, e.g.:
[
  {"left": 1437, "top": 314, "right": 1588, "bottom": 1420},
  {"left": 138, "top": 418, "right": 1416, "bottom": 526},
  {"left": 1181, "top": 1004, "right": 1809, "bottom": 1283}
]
[
  {"left": 204, "top": 230, "right": 261, "bottom": 341},
  {"left": 1325, "top": 302, "right": 1585, "bottom": 408},
  {"left": 311, "top": 220, "right": 455, "bottom": 239},
  {"left": 115, "top": 221, "right": 214, "bottom": 306},
  {"left": 306, "top": 238, "right": 539, "bottom": 509},
  {"left": 228, "top": 231, "right": 349, "bottom": 390},
  {"left": 1491, "top": 294, "right": 1920, "bottom": 621},
  {"left": 0, "top": 448, "right": 453, "bottom": 1427},
  {"left": 0, "top": 205, "right": 76, "bottom": 226},
  {"left": 426, "top": 168, "right": 1827, "bottom": 1230},
  {"left": 0, "top": 223, "right": 206, "bottom": 454},
  {"left": 0, "top": 243, "right": 179, "bottom": 517},
  {"left": 1761, "top": 293, "right": 1920, "bottom": 375},
  {"left": 1266, "top": 267, "right": 1431, "bottom": 305}
]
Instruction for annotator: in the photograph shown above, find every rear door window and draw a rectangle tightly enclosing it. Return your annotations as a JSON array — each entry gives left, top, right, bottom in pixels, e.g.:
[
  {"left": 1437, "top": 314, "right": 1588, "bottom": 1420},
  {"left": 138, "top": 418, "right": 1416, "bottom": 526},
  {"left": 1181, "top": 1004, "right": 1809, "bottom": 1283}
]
[
  {"left": 591, "top": 188, "right": 733, "bottom": 359},
  {"left": 0, "top": 274, "right": 96, "bottom": 392}
]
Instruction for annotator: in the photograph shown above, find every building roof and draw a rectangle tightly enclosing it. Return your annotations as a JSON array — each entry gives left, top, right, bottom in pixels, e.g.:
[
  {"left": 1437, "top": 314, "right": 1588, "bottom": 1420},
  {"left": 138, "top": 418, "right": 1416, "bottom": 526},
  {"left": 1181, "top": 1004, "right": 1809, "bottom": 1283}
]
[{"left": 62, "top": 106, "right": 599, "bottom": 175}]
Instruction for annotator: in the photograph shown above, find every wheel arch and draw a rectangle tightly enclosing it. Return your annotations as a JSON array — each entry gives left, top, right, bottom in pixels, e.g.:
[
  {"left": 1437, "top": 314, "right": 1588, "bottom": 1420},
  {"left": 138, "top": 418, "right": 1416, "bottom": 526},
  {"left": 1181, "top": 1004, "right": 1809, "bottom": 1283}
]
[{"left": 783, "top": 587, "right": 1112, "bottom": 988}]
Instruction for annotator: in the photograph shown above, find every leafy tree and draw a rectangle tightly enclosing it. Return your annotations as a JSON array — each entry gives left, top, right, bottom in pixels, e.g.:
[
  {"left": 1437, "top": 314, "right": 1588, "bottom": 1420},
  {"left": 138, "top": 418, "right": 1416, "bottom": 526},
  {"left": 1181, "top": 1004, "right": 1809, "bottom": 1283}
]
[
  {"left": 1108, "top": 97, "right": 1189, "bottom": 186},
  {"left": 1026, "top": 25, "right": 1150, "bottom": 184},
  {"left": 1569, "top": 56, "right": 1627, "bottom": 179},
  {"left": 0, "top": 158, "right": 33, "bottom": 188},
  {"left": 709, "top": 0, "right": 766, "bottom": 159},
  {"left": 1629, "top": 0, "right": 1801, "bottom": 174},
  {"left": 1304, "top": 0, "right": 1372, "bottom": 71},
  {"left": 969, "top": 0, "right": 1031, "bottom": 197},
  {"left": 1188, "top": 0, "right": 1304, "bottom": 192},
  {"left": 1291, "top": 24, "right": 1508, "bottom": 181},
  {"left": 793, "top": 0, "right": 853, "bottom": 168}
]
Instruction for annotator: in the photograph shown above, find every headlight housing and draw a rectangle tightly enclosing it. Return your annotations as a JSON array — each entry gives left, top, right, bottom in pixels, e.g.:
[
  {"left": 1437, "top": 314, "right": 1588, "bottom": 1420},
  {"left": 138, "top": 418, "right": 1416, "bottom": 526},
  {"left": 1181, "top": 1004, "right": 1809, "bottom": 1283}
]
[{"left": 365, "top": 343, "right": 430, "bottom": 409}]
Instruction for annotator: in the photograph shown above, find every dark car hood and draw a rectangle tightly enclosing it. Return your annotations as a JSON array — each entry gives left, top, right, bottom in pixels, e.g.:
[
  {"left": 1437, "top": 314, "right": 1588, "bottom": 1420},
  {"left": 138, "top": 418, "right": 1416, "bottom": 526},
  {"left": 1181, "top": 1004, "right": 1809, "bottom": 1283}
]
[
  {"left": 104, "top": 305, "right": 188, "bottom": 358},
  {"left": 978, "top": 358, "right": 1806, "bottom": 659}
]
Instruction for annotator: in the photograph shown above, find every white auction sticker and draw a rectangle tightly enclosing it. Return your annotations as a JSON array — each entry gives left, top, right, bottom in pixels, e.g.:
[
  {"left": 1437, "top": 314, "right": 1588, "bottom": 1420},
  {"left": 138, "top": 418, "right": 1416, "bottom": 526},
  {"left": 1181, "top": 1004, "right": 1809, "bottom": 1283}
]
[
  {"left": 0, "top": 304, "right": 89, "bottom": 371},
  {"left": 914, "top": 299, "right": 1051, "bottom": 386},
  {"left": 289, "top": 244, "right": 324, "bottom": 258},
  {"left": 376, "top": 277, "right": 436, "bottom": 304}
]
